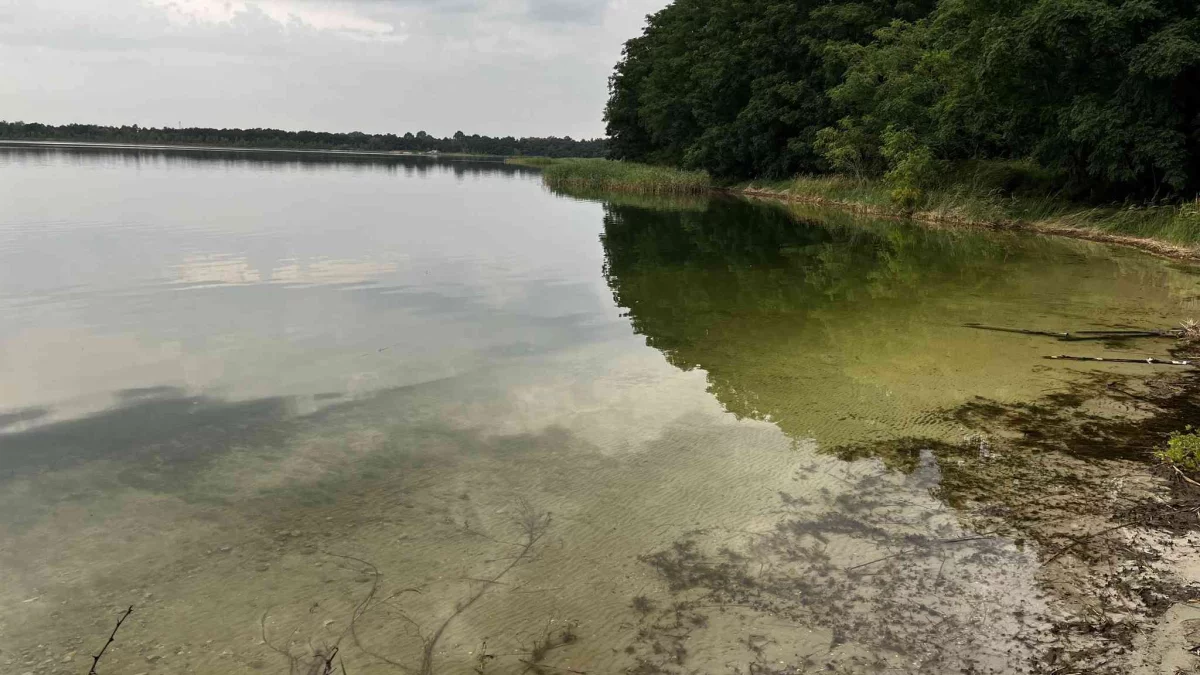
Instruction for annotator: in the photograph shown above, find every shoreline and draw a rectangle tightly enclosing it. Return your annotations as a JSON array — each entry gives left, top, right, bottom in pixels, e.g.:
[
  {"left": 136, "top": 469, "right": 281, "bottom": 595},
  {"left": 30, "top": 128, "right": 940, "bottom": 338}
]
[
  {"left": 8, "top": 143, "right": 1197, "bottom": 262},
  {"left": 729, "top": 185, "right": 1200, "bottom": 263},
  {"left": 506, "top": 157, "right": 1200, "bottom": 263},
  {"left": 0, "top": 139, "right": 508, "bottom": 161}
]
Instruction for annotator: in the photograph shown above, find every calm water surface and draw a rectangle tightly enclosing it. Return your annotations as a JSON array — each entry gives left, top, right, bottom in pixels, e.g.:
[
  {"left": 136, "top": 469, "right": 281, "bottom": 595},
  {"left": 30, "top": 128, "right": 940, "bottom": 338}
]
[{"left": 1, "top": 146, "right": 1197, "bottom": 674}]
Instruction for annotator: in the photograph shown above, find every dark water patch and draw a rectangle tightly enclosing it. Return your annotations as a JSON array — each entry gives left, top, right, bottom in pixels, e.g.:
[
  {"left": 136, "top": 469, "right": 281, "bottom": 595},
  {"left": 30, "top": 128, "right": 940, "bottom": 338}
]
[
  {"left": 948, "top": 370, "right": 1200, "bottom": 462},
  {"left": 0, "top": 405, "right": 50, "bottom": 430},
  {"left": 116, "top": 385, "right": 187, "bottom": 401},
  {"left": 0, "top": 392, "right": 291, "bottom": 486},
  {"left": 0, "top": 144, "right": 536, "bottom": 179}
]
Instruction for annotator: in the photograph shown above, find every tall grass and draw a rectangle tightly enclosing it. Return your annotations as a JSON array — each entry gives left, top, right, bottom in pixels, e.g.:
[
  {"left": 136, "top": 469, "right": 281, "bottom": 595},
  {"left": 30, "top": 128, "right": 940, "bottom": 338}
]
[
  {"left": 508, "top": 157, "right": 711, "bottom": 195},
  {"left": 545, "top": 185, "right": 712, "bottom": 211},
  {"left": 504, "top": 156, "right": 561, "bottom": 168},
  {"left": 742, "top": 170, "right": 1200, "bottom": 246},
  {"left": 510, "top": 156, "right": 1200, "bottom": 247}
]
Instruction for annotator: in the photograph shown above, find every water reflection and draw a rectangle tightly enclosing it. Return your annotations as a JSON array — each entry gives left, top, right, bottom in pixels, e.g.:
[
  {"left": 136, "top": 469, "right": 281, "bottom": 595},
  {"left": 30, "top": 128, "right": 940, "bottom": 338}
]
[
  {"left": 588, "top": 195, "right": 1200, "bottom": 673},
  {"left": 0, "top": 143, "right": 537, "bottom": 178},
  {"left": 0, "top": 146, "right": 613, "bottom": 427},
  {"left": 599, "top": 197, "right": 1200, "bottom": 445},
  {"left": 2, "top": 149, "right": 1198, "bottom": 675}
]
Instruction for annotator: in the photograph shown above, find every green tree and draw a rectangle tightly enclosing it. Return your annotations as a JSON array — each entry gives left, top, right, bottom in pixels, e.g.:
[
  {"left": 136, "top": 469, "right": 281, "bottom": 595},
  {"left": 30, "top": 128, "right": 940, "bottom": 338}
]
[
  {"left": 823, "top": 0, "right": 1200, "bottom": 198},
  {"left": 604, "top": 0, "right": 936, "bottom": 179}
]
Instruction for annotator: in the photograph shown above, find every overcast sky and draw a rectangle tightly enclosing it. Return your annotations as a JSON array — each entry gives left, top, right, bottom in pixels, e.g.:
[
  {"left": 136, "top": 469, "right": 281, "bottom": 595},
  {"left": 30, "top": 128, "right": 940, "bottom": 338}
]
[{"left": 0, "top": 0, "right": 668, "bottom": 138}]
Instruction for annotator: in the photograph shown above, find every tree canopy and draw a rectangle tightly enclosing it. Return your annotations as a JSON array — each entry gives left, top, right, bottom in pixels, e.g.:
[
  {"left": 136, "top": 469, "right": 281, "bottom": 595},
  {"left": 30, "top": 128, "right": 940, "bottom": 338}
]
[
  {"left": 605, "top": 0, "right": 1200, "bottom": 199},
  {"left": 0, "top": 122, "right": 607, "bottom": 159}
]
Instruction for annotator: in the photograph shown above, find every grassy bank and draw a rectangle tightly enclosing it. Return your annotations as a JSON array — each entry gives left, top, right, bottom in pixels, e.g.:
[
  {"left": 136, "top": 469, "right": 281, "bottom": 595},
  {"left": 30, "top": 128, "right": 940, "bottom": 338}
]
[
  {"left": 738, "top": 173, "right": 1200, "bottom": 250},
  {"left": 506, "top": 157, "right": 710, "bottom": 195},
  {"left": 510, "top": 157, "right": 1200, "bottom": 255}
]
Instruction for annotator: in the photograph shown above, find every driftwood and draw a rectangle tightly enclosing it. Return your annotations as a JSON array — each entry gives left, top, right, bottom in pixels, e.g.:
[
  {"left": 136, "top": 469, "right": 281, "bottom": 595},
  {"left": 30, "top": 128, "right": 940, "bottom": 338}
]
[
  {"left": 964, "top": 323, "right": 1177, "bottom": 342},
  {"left": 88, "top": 605, "right": 133, "bottom": 675},
  {"left": 1045, "top": 355, "right": 1193, "bottom": 366}
]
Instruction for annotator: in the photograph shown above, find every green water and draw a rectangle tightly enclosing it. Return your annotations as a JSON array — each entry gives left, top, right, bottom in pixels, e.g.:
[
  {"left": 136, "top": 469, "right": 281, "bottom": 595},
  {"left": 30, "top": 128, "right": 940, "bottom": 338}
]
[{"left": 0, "top": 145, "right": 1196, "bottom": 674}]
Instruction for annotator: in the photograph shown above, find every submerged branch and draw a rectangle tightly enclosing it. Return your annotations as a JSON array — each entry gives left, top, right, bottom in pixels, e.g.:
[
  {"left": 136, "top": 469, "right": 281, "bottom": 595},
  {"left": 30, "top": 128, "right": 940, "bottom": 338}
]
[
  {"left": 1042, "top": 522, "right": 1136, "bottom": 565},
  {"left": 964, "top": 323, "right": 1178, "bottom": 342},
  {"left": 843, "top": 533, "right": 997, "bottom": 571},
  {"left": 1045, "top": 355, "right": 1193, "bottom": 366},
  {"left": 88, "top": 605, "right": 133, "bottom": 675}
]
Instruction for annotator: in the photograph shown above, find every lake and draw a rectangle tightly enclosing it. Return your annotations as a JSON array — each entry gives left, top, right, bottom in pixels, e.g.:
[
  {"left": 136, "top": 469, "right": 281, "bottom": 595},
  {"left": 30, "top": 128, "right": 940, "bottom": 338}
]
[{"left": 1, "top": 145, "right": 1198, "bottom": 674}]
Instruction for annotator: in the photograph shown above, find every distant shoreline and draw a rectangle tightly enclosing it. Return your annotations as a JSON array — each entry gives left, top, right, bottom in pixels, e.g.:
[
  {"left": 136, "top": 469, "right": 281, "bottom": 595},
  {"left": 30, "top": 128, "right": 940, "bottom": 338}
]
[{"left": 0, "top": 139, "right": 505, "bottom": 161}]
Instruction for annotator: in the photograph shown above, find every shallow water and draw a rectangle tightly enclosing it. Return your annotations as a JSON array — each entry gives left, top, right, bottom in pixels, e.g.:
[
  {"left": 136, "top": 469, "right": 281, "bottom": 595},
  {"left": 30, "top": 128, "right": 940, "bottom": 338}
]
[{"left": 1, "top": 146, "right": 1198, "bottom": 674}]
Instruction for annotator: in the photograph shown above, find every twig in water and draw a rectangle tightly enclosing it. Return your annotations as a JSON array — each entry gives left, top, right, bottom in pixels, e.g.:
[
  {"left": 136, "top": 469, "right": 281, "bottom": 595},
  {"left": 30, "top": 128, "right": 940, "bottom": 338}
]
[
  {"left": 964, "top": 323, "right": 1177, "bottom": 342},
  {"left": 88, "top": 605, "right": 133, "bottom": 675},
  {"left": 416, "top": 502, "right": 551, "bottom": 675},
  {"left": 1042, "top": 522, "right": 1135, "bottom": 565},
  {"left": 844, "top": 534, "right": 996, "bottom": 571},
  {"left": 320, "top": 646, "right": 340, "bottom": 675},
  {"left": 347, "top": 499, "right": 553, "bottom": 675},
  {"left": 518, "top": 659, "right": 588, "bottom": 674},
  {"left": 1046, "top": 355, "right": 1193, "bottom": 366},
  {"left": 963, "top": 323, "right": 1070, "bottom": 339}
]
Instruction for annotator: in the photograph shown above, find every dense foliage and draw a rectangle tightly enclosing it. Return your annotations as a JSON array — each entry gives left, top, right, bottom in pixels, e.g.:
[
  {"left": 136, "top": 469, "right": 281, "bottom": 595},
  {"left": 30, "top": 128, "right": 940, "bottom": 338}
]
[
  {"left": 0, "top": 122, "right": 607, "bottom": 158},
  {"left": 606, "top": 0, "right": 1200, "bottom": 200},
  {"left": 606, "top": 0, "right": 935, "bottom": 179}
]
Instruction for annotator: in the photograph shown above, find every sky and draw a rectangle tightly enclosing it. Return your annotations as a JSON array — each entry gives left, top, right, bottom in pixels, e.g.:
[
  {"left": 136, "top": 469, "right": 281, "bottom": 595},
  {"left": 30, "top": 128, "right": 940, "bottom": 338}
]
[{"left": 0, "top": 0, "right": 669, "bottom": 138}]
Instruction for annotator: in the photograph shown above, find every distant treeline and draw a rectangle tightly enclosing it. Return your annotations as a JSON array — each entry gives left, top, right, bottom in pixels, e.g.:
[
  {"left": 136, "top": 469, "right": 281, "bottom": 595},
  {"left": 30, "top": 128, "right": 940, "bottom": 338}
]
[
  {"left": 605, "top": 0, "right": 1200, "bottom": 201},
  {"left": 0, "top": 121, "right": 608, "bottom": 158}
]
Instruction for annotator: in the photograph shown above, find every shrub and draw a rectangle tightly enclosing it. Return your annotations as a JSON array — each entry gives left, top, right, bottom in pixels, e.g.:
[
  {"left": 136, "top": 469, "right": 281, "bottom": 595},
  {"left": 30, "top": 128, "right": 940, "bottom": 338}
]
[
  {"left": 1157, "top": 427, "right": 1200, "bottom": 473},
  {"left": 881, "top": 127, "right": 940, "bottom": 211}
]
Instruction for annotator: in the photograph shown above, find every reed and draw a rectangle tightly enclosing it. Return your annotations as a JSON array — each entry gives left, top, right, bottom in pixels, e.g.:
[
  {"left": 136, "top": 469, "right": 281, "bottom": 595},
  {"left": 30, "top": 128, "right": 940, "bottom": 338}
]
[
  {"left": 504, "top": 156, "right": 561, "bottom": 168},
  {"left": 508, "top": 157, "right": 711, "bottom": 195},
  {"left": 741, "top": 172, "right": 1200, "bottom": 246}
]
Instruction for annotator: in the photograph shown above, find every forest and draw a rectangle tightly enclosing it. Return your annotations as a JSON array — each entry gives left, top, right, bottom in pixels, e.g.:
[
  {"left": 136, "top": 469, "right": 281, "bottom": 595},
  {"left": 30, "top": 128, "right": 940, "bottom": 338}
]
[
  {"left": 0, "top": 121, "right": 607, "bottom": 158},
  {"left": 604, "top": 0, "right": 1200, "bottom": 202}
]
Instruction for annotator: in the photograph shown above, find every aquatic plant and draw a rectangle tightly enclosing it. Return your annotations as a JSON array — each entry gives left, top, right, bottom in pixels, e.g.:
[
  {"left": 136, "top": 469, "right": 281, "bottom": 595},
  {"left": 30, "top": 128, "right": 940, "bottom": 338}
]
[
  {"left": 1158, "top": 427, "right": 1200, "bottom": 474},
  {"left": 532, "top": 159, "right": 711, "bottom": 196},
  {"left": 521, "top": 618, "right": 579, "bottom": 671},
  {"left": 503, "top": 156, "right": 561, "bottom": 168}
]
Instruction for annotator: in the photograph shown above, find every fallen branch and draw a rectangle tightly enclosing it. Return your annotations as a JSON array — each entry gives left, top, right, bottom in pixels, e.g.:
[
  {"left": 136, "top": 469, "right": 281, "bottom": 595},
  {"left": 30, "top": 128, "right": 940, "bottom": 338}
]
[
  {"left": 321, "top": 646, "right": 340, "bottom": 675},
  {"left": 964, "top": 323, "right": 1177, "bottom": 342},
  {"left": 1169, "top": 464, "right": 1200, "bottom": 489},
  {"left": 518, "top": 659, "right": 588, "bottom": 674},
  {"left": 89, "top": 605, "right": 133, "bottom": 675},
  {"left": 1042, "top": 522, "right": 1135, "bottom": 565},
  {"left": 417, "top": 505, "right": 550, "bottom": 675},
  {"left": 1045, "top": 355, "right": 1193, "bottom": 366},
  {"left": 844, "top": 533, "right": 996, "bottom": 571},
  {"left": 963, "top": 323, "right": 1070, "bottom": 339},
  {"left": 349, "top": 500, "right": 552, "bottom": 675}
]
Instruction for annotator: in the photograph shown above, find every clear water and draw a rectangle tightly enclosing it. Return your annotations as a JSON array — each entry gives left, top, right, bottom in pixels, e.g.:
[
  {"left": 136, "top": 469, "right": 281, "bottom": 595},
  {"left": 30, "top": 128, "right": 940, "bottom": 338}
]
[{"left": 1, "top": 145, "right": 1197, "bottom": 674}]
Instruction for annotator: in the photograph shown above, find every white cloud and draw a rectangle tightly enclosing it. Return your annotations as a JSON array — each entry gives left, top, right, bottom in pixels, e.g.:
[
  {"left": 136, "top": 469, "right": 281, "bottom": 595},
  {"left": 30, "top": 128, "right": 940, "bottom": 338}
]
[
  {"left": 144, "top": 0, "right": 401, "bottom": 39},
  {"left": 0, "top": 0, "right": 668, "bottom": 137}
]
